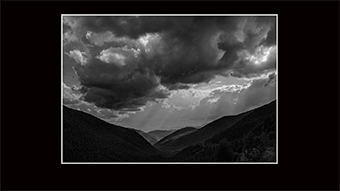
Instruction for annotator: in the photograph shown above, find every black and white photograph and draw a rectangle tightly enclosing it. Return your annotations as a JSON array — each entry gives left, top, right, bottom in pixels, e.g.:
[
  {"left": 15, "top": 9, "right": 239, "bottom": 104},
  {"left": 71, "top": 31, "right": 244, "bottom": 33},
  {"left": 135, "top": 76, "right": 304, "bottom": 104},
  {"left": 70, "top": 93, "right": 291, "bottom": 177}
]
[
  {"left": 3, "top": 0, "right": 340, "bottom": 189},
  {"left": 62, "top": 14, "right": 277, "bottom": 163}
]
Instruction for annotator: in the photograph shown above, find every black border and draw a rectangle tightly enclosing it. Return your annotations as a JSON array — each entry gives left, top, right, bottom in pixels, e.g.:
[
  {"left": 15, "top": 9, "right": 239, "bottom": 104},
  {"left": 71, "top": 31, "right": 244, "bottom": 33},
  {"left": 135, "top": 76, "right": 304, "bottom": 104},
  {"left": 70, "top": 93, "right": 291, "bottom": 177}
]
[{"left": 1, "top": 1, "right": 339, "bottom": 190}]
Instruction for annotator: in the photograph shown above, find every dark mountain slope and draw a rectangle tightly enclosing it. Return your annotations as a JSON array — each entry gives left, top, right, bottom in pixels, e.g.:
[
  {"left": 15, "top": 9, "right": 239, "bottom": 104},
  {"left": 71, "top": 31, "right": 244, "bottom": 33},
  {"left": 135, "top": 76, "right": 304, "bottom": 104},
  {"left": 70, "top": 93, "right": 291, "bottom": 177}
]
[
  {"left": 173, "top": 100, "right": 276, "bottom": 162},
  {"left": 206, "top": 100, "right": 276, "bottom": 144},
  {"left": 63, "top": 106, "right": 163, "bottom": 162},
  {"left": 154, "top": 110, "right": 251, "bottom": 153}
]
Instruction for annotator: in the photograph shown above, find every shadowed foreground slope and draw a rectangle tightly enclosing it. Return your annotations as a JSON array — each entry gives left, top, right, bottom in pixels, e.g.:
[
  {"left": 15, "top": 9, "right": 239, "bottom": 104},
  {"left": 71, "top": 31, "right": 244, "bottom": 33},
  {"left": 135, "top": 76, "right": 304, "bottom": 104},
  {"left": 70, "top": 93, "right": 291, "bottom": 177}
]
[
  {"left": 63, "top": 105, "right": 164, "bottom": 162},
  {"left": 172, "top": 100, "right": 276, "bottom": 162}
]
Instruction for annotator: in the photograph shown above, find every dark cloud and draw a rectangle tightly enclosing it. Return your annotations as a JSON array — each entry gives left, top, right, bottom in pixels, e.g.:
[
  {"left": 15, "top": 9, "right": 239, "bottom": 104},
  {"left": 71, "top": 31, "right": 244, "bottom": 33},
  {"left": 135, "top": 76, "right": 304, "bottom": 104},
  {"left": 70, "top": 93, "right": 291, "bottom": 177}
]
[
  {"left": 230, "top": 60, "right": 276, "bottom": 79},
  {"left": 264, "top": 72, "right": 276, "bottom": 87},
  {"left": 76, "top": 66, "right": 170, "bottom": 110},
  {"left": 230, "top": 46, "right": 276, "bottom": 78},
  {"left": 261, "top": 27, "right": 276, "bottom": 47},
  {"left": 152, "top": 16, "right": 275, "bottom": 84},
  {"left": 217, "top": 33, "right": 244, "bottom": 51},
  {"left": 166, "top": 83, "right": 192, "bottom": 91},
  {"left": 257, "top": 17, "right": 276, "bottom": 47},
  {"left": 64, "top": 16, "right": 276, "bottom": 112}
]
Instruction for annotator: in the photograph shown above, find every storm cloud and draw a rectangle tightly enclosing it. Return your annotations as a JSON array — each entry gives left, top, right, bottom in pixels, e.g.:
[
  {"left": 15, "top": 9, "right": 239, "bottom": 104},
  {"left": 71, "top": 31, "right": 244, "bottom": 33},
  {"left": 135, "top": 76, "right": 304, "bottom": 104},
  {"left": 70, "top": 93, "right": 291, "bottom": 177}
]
[{"left": 63, "top": 16, "right": 276, "bottom": 112}]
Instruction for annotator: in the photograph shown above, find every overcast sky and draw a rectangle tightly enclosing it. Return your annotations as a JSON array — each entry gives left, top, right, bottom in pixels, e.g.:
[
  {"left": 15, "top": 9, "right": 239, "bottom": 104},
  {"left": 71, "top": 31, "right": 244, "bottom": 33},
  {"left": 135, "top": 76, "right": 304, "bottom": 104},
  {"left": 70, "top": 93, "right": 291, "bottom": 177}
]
[{"left": 63, "top": 15, "right": 276, "bottom": 132}]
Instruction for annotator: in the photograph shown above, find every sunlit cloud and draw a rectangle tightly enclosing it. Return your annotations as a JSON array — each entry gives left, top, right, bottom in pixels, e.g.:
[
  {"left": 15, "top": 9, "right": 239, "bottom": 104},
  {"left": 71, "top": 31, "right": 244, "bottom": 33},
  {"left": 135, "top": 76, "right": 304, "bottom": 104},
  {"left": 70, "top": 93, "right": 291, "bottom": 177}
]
[
  {"left": 161, "top": 77, "right": 252, "bottom": 112},
  {"left": 66, "top": 50, "right": 88, "bottom": 65},
  {"left": 243, "top": 45, "right": 276, "bottom": 65},
  {"left": 207, "top": 97, "right": 220, "bottom": 103},
  {"left": 96, "top": 48, "right": 127, "bottom": 66}
]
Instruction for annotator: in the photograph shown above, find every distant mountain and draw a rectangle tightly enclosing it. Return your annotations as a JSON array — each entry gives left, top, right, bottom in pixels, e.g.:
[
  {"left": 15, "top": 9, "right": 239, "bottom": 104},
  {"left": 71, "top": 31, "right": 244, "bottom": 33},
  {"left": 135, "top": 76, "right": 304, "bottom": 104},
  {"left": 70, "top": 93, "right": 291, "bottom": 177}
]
[
  {"left": 135, "top": 130, "right": 158, "bottom": 145},
  {"left": 136, "top": 129, "right": 175, "bottom": 145},
  {"left": 147, "top": 129, "right": 176, "bottom": 141},
  {"left": 155, "top": 127, "right": 197, "bottom": 146},
  {"left": 154, "top": 111, "right": 251, "bottom": 153},
  {"left": 63, "top": 105, "right": 163, "bottom": 162}
]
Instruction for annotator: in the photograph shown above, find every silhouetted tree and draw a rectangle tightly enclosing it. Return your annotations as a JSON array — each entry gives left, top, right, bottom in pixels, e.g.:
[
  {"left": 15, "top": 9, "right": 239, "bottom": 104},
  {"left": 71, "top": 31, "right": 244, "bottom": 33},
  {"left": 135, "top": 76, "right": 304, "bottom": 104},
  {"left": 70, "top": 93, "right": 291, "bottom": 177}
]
[
  {"left": 243, "top": 131, "right": 255, "bottom": 149},
  {"left": 215, "top": 138, "right": 234, "bottom": 162}
]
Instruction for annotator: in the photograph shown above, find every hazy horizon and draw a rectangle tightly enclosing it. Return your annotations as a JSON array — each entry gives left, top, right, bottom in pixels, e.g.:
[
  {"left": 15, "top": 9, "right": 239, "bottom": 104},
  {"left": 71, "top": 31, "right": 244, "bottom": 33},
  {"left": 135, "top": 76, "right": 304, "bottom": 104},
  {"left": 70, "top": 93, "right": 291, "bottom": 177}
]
[{"left": 63, "top": 98, "right": 276, "bottom": 132}]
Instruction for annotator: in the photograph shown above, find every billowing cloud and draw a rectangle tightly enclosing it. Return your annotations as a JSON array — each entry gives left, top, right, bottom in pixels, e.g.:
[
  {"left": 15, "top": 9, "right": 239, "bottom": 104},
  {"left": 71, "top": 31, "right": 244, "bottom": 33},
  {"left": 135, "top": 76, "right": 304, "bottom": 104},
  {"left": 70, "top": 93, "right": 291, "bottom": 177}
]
[
  {"left": 74, "top": 65, "right": 170, "bottom": 111},
  {"left": 63, "top": 30, "right": 78, "bottom": 44},
  {"left": 63, "top": 83, "right": 81, "bottom": 105},
  {"left": 96, "top": 48, "right": 127, "bottom": 66},
  {"left": 63, "top": 16, "right": 276, "bottom": 116},
  {"left": 66, "top": 50, "right": 88, "bottom": 65}
]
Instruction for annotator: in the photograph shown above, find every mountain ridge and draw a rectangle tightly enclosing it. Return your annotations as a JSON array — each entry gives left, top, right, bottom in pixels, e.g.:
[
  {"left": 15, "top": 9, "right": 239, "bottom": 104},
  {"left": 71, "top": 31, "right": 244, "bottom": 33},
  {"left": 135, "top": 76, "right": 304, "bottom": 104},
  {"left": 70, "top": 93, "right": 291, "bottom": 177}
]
[
  {"left": 135, "top": 129, "right": 176, "bottom": 145},
  {"left": 155, "top": 100, "right": 276, "bottom": 154},
  {"left": 155, "top": 127, "right": 198, "bottom": 145},
  {"left": 63, "top": 105, "right": 163, "bottom": 162}
]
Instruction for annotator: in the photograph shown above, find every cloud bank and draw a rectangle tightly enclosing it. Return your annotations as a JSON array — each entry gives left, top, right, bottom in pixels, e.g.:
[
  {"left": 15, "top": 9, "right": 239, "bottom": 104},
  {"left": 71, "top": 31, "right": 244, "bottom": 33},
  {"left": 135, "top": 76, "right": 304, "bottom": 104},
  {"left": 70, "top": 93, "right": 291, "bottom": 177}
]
[{"left": 63, "top": 16, "right": 276, "bottom": 118}]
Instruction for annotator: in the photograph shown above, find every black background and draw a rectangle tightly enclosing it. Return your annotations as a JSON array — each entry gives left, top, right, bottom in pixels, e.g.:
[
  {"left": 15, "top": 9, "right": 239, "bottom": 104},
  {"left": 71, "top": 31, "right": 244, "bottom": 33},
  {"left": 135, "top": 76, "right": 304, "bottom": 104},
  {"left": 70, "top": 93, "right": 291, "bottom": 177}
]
[{"left": 1, "top": 0, "right": 339, "bottom": 190}]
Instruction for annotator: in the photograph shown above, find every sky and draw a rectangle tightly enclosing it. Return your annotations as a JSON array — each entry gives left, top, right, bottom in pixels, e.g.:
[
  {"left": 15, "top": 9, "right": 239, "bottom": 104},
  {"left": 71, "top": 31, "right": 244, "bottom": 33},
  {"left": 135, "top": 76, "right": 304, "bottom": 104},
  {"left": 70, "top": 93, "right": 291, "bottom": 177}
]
[{"left": 62, "top": 15, "right": 277, "bottom": 132}]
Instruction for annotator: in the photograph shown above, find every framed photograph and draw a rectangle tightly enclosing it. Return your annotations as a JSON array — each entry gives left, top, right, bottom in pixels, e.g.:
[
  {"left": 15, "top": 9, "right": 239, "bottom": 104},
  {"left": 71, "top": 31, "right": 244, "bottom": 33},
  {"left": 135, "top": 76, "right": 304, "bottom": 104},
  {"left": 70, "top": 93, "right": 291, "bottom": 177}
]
[
  {"left": 62, "top": 14, "right": 277, "bottom": 164},
  {"left": 1, "top": 1, "right": 339, "bottom": 191}
]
